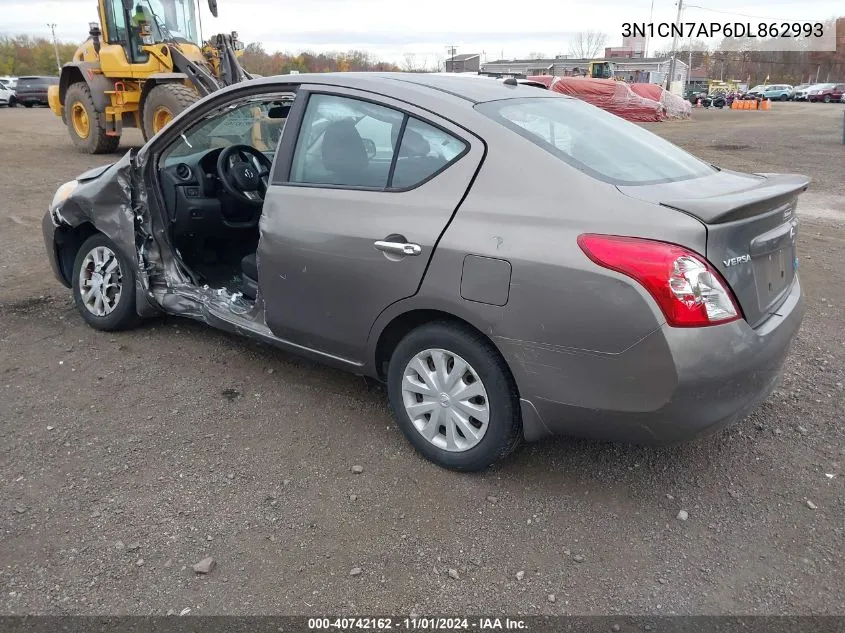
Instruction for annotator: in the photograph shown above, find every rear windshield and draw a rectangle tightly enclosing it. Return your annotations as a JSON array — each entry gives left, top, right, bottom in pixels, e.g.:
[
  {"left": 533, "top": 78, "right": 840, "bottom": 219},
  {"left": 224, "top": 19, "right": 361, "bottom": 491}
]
[{"left": 475, "top": 96, "right": 716, "bottom": 186}]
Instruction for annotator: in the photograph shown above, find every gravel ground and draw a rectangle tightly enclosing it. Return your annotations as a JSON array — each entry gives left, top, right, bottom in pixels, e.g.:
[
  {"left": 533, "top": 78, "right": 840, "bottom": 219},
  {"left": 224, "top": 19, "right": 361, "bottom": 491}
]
[{"left": 1, "top": 103, "right": 843, "bottom": 616}]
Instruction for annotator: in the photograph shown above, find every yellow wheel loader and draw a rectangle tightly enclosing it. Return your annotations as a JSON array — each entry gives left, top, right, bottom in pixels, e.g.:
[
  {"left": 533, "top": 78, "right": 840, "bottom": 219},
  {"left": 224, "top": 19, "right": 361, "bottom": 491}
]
[{"left": 48, "top": 0, "right": 252, "bottom": 154}]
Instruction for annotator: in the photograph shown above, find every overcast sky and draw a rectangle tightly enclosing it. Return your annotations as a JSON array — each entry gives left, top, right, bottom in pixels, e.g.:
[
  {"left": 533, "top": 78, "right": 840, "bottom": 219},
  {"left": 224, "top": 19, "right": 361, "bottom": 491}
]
[{"left": 1, "top": 0, "right": 841, "bottom": 65}]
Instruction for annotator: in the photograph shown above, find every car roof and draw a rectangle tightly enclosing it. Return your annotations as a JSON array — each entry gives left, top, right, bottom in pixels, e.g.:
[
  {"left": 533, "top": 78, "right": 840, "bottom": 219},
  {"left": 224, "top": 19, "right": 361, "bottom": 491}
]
[{"left": 240, "top": 72, "right": 558, "bottom": 105}]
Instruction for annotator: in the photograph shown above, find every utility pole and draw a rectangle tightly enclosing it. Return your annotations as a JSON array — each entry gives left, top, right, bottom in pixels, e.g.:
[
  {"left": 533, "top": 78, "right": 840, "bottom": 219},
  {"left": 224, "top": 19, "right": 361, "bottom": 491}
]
[
  {"left": 666, "top": 0, "right": 683, "bottom": 91},
  {"left": 644, "top": 0, "right": 655, "bottom": 57},
  {"left": 47, "top": 23, "right": 62, "bottom": 73},
  {"left": 445, "top": 45, "right": 457, "bottom": 72},
  {"left": 687, "top": 38, "right": 693, "bottom": 89}
]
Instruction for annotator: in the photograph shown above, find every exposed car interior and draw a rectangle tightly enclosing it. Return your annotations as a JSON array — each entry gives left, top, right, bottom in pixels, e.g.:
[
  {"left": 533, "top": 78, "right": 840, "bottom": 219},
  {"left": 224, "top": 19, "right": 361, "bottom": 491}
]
[
  {"left": 158, "top": 96, "right": 291, "bottom": 300},
  {"left": 156, "top": 91, "right": 465, "bottom": 301}
]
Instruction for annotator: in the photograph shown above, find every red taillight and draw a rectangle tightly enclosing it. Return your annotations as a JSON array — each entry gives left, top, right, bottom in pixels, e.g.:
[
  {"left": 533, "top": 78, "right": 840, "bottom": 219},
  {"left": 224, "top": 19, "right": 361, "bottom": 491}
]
[{"left": 577, "top": 234, "right": 741, "bottom": 328}]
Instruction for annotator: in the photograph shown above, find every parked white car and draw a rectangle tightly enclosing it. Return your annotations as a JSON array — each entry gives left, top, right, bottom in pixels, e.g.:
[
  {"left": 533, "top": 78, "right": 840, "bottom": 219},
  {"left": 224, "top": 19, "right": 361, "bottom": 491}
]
[{"left": 0, "top": 81, "right": 17, "bottom": 107}]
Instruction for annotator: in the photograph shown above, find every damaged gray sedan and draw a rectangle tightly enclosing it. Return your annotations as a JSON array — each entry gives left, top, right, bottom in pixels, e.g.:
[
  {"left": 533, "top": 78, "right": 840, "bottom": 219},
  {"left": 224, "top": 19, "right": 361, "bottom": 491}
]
[{"left": 43, "top": 73, "right": 807, "bottom": 471}]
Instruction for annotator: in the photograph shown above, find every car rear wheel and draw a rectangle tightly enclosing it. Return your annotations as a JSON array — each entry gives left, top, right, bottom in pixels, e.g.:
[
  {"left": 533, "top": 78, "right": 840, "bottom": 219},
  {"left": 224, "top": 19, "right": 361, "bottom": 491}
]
[
  {"left": 387, "top": 321, "right": 522, "bottom": 472},
  {"left": 72, "top": 234, "right": 140, "bottom": 331}
]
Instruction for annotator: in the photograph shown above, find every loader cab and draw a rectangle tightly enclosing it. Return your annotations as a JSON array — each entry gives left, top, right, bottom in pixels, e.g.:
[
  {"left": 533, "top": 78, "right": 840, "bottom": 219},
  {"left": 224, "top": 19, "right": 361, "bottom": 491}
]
[{"left": 103, "top": 0, "right": 203, "bottom": 63}]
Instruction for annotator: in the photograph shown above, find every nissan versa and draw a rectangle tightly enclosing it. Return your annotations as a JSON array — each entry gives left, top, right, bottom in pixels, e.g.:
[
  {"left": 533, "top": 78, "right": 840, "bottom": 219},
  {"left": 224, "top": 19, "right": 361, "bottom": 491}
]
[{"left": 42, "top": 73, "right": 806, "bottom": 471}]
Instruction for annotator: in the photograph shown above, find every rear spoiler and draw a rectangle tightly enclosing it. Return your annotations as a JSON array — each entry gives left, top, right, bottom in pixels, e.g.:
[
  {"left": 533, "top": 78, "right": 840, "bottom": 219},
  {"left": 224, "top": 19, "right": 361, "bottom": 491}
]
[{"left": 660, "top": 173, "right": 810, "bottom": 224}]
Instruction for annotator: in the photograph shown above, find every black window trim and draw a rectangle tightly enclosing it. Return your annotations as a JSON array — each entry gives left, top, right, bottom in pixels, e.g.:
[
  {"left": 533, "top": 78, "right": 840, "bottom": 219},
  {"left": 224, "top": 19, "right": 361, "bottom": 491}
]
[
  {"left": 272, "top": 88, "right": 471, "bottom": 194},
  {"left": 385, "top": 114, "right": 409, "bottom": 188}
]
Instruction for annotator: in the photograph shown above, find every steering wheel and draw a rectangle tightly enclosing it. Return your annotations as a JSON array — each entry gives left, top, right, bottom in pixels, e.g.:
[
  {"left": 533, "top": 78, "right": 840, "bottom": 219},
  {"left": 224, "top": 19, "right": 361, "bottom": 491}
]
[{"left": 216, "top": 144, "right": 273, "bottom": 206}]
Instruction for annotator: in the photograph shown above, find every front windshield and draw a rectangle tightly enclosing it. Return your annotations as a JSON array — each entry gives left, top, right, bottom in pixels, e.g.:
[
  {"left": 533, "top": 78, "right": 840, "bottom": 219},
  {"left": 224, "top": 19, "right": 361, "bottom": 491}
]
[{"left": 140, "top": 0, "right": 200, "bottom": 45}]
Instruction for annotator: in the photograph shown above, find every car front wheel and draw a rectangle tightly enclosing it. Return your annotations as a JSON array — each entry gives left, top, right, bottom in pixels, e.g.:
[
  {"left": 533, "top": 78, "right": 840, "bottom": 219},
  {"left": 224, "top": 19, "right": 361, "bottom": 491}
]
[
  {"left": 387, "top": 321, "right": 522, "bottom": 472},
  {"left": 72, "top": 234, "right": 140, "bottom": 331}
]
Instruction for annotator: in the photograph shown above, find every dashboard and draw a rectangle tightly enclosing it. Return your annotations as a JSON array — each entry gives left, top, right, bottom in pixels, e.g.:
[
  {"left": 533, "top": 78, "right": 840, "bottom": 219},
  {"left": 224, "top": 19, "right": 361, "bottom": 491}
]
[{"left": 159, "top": 147, "right": 273, "bottom": 237}]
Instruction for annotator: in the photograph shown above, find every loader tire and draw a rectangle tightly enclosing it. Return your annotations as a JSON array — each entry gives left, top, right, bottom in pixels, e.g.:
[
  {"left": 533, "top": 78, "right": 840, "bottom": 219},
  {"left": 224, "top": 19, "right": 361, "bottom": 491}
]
[
  {"left": 65, "top": 82, "right": 121, "bottom": 154},
  {"left": 142, "top": 83, "right": 197, "bottom": 141}
]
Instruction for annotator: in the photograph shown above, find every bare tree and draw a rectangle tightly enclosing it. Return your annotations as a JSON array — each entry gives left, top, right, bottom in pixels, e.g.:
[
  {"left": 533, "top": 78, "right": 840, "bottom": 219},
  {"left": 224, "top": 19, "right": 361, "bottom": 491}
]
[
  {"left": 568, "top": 31, "right": 607, "bottom": 59},
  {"left": 403, "top": 53, "right": 418, "bottom": 72}
]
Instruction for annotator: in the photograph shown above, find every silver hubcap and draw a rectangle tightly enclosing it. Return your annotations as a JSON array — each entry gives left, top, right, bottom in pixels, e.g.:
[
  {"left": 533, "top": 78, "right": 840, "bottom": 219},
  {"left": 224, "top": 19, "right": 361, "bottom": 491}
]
[
  {"left": 78, "top": 245, "right": 122, "bottom": 317},
  {"left": 401, "top": 348, "right": 490, "bottom": 452}
]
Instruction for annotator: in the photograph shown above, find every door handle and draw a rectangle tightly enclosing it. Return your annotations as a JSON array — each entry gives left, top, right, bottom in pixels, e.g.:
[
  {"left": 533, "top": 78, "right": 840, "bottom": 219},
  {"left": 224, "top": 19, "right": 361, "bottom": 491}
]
[{"left": 374, "top": 240, "right": 422, "bottom": 256}]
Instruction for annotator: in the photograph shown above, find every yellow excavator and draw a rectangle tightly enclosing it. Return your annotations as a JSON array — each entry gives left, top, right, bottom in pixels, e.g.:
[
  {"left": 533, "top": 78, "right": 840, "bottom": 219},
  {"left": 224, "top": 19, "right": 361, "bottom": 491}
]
[{"left": 48, "top": 0, "right": 251, "bottom": 153}]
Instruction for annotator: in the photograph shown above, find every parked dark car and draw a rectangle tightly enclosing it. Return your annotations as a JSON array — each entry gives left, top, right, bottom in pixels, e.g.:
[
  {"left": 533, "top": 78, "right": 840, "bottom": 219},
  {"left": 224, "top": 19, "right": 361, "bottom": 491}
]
[
  {"left": 684, "top": 89, "right": 708, "bottom": 104},
  {"left": 15, "top": 75, "right": 58, "bottom": 107},
  {"left": 42, "top": 73, "right": 807, "bottom": 471},
  {"left": 808, "top": 83, "right": 845, "bottom": 103}
]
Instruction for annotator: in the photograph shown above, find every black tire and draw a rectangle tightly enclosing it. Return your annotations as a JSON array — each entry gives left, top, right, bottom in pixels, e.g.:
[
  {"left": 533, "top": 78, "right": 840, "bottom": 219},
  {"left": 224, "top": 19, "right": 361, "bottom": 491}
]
[
  {"left": 23, "top": 102, "right": 33, "bottom": 108},
  {"left": 64, "top": 82, "right": 121, "bottom": 154},
  {"left": 71, "top": 233, "right": 141, "bottom": 331},
  {"left": 387, "top": 321, "right": 523, "bottom": 472},
  {"left": 780, "top": 94, "right": 788, "bottom": 101},
  {"left": 823, "top": 95, "right": 831, "bottom": 103},
  {"left": 8, "top": 96, "right": 16, "bottom": 107},
  {"left": 142, "top": 83, "right": 197, "bottom": 141}
]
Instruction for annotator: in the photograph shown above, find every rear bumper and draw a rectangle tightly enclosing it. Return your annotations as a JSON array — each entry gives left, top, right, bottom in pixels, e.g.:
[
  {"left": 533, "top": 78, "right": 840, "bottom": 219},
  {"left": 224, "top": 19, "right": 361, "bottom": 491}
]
[
  {"left": 17, "top": 93, "right": 48, "bottom": 104},
  {"left": 508, "top": 277, "right": 804, "bottom": 444}
]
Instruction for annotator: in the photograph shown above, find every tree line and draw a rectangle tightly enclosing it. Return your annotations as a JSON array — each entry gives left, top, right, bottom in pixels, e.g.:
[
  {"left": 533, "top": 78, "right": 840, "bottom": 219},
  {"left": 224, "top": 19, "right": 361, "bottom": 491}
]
[
  {"left": 1, "top": 36, "right": 78, "bottom": 76},
  {"left": 239, "top": 43, "right": 401, "bottom": 75},
  {"left": 0, "top": 35, "right": 401, "bottom": 77}
]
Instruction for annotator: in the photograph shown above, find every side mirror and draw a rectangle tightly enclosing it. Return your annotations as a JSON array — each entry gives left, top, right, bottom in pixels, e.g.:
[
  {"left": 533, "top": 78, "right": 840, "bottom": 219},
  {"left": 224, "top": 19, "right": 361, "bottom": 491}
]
[{"left": 208, "top": 0, "right": 218, "bottom": 17}]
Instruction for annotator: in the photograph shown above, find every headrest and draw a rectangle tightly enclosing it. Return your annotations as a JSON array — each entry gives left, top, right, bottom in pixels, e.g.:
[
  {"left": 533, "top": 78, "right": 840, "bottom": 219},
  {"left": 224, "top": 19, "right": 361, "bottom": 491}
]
[{"left": 321, "top": 119, "right": 368, "bottom": 174}]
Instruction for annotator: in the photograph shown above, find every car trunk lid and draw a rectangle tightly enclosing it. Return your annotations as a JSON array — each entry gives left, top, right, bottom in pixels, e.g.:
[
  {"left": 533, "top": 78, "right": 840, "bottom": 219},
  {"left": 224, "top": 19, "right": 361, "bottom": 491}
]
[{"left": 617, "top": 170, "right": 809, "bottom": 328}]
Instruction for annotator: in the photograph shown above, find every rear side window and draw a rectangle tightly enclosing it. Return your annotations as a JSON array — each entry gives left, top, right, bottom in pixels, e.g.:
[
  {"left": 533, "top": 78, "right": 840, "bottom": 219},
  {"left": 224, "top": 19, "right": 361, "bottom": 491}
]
[
  {"left": 476, "top": 97, "right": 715, "bottom": 185},
  {"left": 392, "top": 118, "right": 467, "bottom": 188}
]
